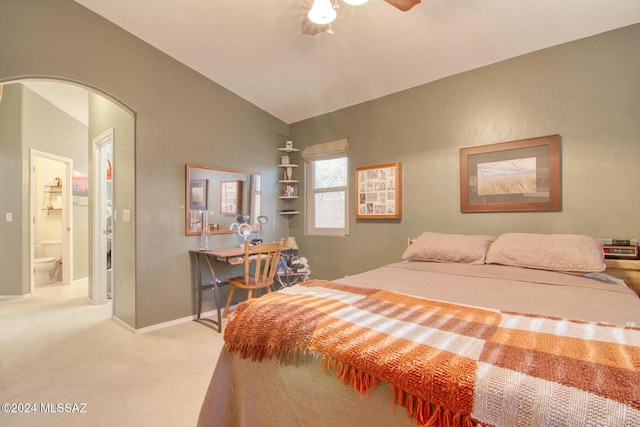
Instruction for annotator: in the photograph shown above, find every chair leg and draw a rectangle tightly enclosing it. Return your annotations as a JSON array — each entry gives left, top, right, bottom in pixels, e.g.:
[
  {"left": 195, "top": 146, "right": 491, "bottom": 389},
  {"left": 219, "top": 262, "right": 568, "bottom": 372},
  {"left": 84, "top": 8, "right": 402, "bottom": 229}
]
[{"left": 223, "top": 286, "right": 236, "bottom": 318}]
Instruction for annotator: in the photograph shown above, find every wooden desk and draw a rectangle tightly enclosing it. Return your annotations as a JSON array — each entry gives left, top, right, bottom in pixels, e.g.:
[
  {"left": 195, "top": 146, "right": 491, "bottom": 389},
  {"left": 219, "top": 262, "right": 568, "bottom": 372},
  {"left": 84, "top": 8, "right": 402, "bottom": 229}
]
[
  {"left": 200, "top": 246, "right": 246, "bottom": 265},
  {"left": 189, "top": 246, "right": 258, "bottom": 332},
  {"left": 189, "top": 247, "right": 246, "bottom": 332},
  {"left": 605, "top": 259, "right": 640, "bottom": 297}
]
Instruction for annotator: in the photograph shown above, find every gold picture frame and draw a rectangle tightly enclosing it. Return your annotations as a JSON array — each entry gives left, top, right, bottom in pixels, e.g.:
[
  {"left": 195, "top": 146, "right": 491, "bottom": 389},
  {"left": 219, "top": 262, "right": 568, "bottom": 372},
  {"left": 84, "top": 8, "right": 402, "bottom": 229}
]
[
  {"left": 460, "top": 135, "right": 561, "bottom": 213},
  {"left": 355, "top": 162, "right": 402, "bottom": 219}
]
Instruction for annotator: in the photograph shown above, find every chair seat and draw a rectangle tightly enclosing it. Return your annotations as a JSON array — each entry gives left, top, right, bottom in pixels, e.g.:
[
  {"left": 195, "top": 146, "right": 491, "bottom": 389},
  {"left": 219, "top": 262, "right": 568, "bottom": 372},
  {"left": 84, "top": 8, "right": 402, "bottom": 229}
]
[
  {"left": 228, "top": 275, "right": 273, "bottom": 289},
  {"left": 223, "top": 239, "right": 284, "bottom": 318}
]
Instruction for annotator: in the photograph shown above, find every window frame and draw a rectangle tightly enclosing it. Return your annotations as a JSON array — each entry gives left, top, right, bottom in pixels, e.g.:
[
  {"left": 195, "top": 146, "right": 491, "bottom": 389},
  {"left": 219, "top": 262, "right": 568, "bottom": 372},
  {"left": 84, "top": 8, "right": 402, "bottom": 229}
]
[{"left": 305, "top": 156, "right": 349, "bottom": 237}]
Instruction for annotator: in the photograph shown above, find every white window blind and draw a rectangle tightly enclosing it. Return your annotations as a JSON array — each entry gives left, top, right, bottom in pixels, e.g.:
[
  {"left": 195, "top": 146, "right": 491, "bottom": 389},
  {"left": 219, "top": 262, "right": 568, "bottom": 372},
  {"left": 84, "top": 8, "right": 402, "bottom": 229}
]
[{"left": 301, "top": 138, "right": 349, "bottom": 161}]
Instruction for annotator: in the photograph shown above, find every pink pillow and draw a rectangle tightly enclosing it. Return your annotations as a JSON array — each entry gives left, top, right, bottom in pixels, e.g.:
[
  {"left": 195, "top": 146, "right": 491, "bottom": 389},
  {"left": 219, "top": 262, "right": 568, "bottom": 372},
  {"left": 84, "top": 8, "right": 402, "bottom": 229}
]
[
  {"left": 402, "top": 232, "right": 496, "bottom": 265},
  {"left": 486, "top": 233, "right": 605, "bottom": 273}
]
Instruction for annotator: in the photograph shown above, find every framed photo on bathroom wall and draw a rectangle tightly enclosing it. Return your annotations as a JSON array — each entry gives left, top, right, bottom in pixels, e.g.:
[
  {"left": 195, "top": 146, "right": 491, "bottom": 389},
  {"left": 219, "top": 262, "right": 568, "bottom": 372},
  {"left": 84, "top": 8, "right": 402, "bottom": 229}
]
[
  {"left": 189, "top": 179, "right": 208, "bottom": 211},
  {"left": 459, "top": 134, "right": 561, "bottom": 213},
  {"left": 355, "top": 162, "right": 402, "bottom": 219}
]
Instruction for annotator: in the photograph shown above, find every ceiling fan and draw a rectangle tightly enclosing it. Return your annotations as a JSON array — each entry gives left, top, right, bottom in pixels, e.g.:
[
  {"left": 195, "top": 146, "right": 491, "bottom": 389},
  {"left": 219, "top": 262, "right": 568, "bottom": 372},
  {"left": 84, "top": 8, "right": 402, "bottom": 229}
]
[{"left": 302, "top": 0, "right": 421, "bottom": 35}]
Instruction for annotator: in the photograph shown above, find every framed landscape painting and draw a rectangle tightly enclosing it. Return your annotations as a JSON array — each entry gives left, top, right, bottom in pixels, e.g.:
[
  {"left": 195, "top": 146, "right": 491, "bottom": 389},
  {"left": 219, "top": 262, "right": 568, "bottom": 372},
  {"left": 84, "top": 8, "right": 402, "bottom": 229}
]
[{"left": 460, "top": 135, "right": 561, "bottom": 213}]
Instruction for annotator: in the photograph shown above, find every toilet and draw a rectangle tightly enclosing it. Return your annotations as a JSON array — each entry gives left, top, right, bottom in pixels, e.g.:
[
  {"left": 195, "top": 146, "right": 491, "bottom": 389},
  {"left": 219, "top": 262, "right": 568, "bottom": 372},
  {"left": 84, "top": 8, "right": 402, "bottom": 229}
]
[{"left": 34, "top": 240, "right": 62, "bottom": 285}]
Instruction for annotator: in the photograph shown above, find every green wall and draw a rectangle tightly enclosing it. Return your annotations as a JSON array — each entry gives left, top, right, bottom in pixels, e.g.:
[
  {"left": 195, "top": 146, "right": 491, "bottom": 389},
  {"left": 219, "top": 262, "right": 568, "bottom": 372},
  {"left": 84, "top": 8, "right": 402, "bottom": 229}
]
[
  {"left": 87, "top": 92, "right": 136, "bottom": 324},
  {"left": 0, "top": 85, "right": 23, "bottom": 295},
  {"left": 290, "top": 24, "right": 640, "bottom": 280},
  {"left": 0, "top": 0, "right": 289, "bottom": 328}
]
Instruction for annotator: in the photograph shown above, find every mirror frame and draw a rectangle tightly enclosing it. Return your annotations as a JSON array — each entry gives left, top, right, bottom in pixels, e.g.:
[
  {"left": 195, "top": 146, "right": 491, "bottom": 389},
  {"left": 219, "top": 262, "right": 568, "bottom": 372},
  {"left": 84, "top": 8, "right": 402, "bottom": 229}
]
[{"left": 185, "top": 163, "right": 262, "bottom": 236}]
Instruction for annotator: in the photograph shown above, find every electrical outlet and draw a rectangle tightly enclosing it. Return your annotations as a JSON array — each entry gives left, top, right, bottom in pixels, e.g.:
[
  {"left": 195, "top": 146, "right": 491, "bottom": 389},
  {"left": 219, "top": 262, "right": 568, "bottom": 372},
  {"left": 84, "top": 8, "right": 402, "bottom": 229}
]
[
  {"left": 123, "top": 210, "right": 131, "bottom": 223},
  {"left": 5, "top": 212, "right": 12, "bottom": 222}
]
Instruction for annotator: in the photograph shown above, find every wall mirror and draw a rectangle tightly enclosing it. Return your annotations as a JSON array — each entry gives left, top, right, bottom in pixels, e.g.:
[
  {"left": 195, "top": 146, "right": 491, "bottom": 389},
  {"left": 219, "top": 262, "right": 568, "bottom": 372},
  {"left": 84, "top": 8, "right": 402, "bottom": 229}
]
[{"left": 185, "top": 164, "right": 262, "bottom": 236}]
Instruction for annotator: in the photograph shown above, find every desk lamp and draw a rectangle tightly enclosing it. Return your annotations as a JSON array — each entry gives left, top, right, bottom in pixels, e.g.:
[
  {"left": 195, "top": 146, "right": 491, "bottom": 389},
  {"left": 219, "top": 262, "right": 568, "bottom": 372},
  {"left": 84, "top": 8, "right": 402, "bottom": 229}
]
[{"left": 283, "top": 236, "right": 299, "bottom": 251}]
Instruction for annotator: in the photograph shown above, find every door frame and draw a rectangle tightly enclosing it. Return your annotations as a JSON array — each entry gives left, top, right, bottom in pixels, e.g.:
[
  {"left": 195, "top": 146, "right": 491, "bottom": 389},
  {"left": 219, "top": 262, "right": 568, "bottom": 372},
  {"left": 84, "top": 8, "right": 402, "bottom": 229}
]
[
  {"left": 29, "top": 149, "right": 73, "bottom": 294},
  {"left": 91, "top": 127, "right": 113, "bottom": 305}
]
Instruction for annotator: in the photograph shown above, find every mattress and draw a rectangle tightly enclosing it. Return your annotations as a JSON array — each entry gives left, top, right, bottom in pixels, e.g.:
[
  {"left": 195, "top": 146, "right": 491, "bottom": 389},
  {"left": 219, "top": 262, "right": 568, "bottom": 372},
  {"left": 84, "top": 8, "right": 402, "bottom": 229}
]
[{"left": 198, "top": 261, "right": 640, "bottom": 426}]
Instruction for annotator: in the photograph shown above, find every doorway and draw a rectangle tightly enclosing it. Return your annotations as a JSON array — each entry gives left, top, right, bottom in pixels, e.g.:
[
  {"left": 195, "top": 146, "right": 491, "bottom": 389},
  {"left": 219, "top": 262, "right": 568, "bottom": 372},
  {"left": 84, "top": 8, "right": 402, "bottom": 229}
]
[
  {"left": 92, "top": 128, "right": 114, "bottom": 305},
  {"left": 29, "top": 150, "right": 73, "bottom": 294}
]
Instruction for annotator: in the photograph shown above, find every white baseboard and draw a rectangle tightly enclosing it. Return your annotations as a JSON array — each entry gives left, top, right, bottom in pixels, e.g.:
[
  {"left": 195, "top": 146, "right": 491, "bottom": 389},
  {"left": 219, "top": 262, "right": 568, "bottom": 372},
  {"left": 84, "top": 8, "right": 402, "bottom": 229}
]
[
  {"left": 123, "top": 307, "right": 228, "bottom": 334},
  {"left": 0, "top": 294, "right": 31, "bottom": 300}
]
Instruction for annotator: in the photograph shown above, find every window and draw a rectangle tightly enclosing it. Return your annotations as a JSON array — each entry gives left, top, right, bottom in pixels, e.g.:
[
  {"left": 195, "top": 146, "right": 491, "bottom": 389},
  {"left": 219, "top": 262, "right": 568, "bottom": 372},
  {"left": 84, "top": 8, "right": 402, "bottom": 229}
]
[{"left": 302, "top": 139, "right": 349, "bottom": 236}]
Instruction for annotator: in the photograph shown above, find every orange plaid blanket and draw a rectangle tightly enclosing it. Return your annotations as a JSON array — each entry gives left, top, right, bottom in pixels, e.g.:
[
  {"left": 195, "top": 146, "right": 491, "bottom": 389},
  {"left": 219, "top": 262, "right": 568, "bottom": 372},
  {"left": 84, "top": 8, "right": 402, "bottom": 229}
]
[{"left": 224, "top": 280, "right": 640, "bottom": 426}]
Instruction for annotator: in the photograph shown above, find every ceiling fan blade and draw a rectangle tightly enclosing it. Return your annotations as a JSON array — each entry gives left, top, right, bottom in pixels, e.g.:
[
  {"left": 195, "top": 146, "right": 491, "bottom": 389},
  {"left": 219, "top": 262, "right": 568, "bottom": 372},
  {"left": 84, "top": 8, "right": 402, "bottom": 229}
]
[{"left": 383, "top": 0, "right": 421, "bottom": 12}]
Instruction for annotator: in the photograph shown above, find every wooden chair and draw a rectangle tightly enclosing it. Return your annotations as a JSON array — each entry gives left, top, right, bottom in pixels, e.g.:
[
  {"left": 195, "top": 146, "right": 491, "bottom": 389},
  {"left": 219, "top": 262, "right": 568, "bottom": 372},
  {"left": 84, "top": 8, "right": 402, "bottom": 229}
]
[{"left": 223, "top": 239, "right": 284, "bottom": 318}]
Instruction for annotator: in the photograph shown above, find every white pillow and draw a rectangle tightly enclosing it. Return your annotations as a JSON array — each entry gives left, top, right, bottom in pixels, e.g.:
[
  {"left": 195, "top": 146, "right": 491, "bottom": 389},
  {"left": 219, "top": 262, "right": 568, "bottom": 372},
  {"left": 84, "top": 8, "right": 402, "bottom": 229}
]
[
  {"left": 486, "top": 233, "right": 605, "bottom": 273},
  {"left": 402, "top": 232, "right": 496, "bottom": 265}
]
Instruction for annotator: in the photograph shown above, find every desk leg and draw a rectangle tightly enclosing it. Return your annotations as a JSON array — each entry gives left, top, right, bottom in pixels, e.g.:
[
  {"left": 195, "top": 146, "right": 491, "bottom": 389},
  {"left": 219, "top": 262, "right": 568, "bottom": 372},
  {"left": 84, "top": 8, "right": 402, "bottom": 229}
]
[
  {"left": 193, "top": 253, "right": 204, "bottom": 320},
  {"left": 192, "top": 252, "right": 222, "bottom": 333},
  {"left": 204, "top": 256, "right": 223, "bottom": 333}
]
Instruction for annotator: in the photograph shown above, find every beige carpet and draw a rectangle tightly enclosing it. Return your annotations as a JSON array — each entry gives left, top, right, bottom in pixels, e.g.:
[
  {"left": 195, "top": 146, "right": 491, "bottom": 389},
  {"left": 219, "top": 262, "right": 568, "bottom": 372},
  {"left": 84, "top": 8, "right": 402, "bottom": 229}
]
[{"left": 0, "top": 280, "right": 225, "bottom": 427}]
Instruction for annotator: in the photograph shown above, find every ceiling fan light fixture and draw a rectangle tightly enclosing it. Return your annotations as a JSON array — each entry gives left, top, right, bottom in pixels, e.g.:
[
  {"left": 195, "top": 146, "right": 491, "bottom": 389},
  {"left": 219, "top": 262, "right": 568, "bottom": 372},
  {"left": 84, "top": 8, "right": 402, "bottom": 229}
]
[
  {"left": 343, "top": 0, "right": 369, "bottom": 5},
  {"left": 308, "top": 0, "right": 337, "bottom": 25}
]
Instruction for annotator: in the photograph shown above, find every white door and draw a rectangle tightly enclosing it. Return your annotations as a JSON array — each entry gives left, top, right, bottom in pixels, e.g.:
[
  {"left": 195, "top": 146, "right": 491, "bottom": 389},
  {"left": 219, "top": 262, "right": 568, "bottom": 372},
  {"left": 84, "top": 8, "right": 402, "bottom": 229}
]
[{"left": 91, "top": 128, "right": 113, "bottom": 305}]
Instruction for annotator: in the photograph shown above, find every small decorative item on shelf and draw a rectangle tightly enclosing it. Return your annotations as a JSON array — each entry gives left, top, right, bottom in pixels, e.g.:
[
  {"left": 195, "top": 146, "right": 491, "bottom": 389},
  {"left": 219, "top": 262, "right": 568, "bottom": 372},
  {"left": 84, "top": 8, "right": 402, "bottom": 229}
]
[
  {"left": 280, "top": 155, "right": 290, "bottom": 165},
  {"left": 285, "top": 140, "right": 294, "bottom": 149},
  {"left": 54, "top": 177, "right": 62, "bottom": 187}
]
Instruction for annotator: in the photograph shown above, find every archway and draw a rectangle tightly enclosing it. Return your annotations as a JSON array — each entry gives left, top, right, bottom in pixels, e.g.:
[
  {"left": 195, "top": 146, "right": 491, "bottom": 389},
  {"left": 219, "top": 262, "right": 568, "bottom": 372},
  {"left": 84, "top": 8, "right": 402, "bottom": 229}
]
[{"left": 0, "top": 78, "right": 135, "bottom": 314}]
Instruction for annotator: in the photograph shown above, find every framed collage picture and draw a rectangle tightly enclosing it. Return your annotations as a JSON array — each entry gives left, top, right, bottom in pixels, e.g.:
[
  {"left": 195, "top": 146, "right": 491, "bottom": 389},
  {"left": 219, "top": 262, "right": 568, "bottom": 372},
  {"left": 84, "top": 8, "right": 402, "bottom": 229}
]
[
  {"left": 220, "top": 180, "right": 243, "bottom": 215},
  {"left": 355, "top": 162, "right": 402, "bottom": 219}
]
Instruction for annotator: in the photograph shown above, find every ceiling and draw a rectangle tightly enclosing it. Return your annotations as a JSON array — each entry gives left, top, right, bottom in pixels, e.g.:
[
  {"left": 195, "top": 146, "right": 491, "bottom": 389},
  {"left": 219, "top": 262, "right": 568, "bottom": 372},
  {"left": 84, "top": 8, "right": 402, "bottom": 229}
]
[
  {"left": 22, "top": 81, "right": 89, "bottom": 126},
  {"left": 64, "top": 1, "right": 640, "bottom": 124}
]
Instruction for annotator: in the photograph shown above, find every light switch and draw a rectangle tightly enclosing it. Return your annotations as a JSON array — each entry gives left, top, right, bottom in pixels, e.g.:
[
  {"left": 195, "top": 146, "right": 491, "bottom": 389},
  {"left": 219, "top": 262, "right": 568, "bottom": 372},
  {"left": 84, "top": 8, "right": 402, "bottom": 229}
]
[
  {"left": 122, "top": 209, "right": 131, "bottom": 223},
  {"left": 5, "top": 212, "right": 12, "bottom": 222}
]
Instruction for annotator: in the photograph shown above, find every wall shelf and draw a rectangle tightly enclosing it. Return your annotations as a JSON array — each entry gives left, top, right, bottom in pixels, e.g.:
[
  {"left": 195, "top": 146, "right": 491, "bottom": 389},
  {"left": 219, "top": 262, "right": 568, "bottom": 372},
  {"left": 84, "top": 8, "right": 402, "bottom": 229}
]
[
  {"left": 42, "top": 184, "right": 62, "bottom": 215},
  {"left": 277, "top": 140, "right": 300, "bottom": 217}
]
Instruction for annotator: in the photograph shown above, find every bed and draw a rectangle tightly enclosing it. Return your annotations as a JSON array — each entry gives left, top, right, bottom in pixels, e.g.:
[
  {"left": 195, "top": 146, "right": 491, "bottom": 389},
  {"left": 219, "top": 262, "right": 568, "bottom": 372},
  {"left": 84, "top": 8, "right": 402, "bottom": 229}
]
[{"left": 198, "top": 232, "right": 640, "bottom": 426}]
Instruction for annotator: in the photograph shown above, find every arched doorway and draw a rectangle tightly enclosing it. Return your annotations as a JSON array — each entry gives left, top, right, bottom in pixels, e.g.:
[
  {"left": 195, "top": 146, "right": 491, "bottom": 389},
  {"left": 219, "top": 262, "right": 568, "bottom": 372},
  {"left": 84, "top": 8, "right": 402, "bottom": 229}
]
[{"left": 0, "top": 79, "right": 135, "bottom": 313}]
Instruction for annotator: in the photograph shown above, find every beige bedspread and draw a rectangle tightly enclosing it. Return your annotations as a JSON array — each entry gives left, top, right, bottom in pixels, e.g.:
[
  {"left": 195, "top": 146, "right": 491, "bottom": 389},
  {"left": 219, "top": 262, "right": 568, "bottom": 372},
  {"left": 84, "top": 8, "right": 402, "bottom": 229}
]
[{"left": 198, "top": 262, "right": 640, "bottom": 427}]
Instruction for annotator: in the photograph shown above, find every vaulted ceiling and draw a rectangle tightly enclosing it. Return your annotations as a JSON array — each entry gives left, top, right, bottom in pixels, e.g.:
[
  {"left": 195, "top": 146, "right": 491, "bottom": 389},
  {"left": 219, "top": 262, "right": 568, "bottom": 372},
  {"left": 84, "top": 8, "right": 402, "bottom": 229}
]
[{"left": 73, "top": 1, "right": 640, "bottom": 124}]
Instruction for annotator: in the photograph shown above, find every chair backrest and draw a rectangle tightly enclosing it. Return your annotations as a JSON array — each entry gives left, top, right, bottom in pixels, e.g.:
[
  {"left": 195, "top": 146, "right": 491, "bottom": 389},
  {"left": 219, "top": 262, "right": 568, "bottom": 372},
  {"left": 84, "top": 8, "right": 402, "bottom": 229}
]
[{"left": 242, "top": 239, "right": 284, "bottom": 286}]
